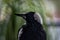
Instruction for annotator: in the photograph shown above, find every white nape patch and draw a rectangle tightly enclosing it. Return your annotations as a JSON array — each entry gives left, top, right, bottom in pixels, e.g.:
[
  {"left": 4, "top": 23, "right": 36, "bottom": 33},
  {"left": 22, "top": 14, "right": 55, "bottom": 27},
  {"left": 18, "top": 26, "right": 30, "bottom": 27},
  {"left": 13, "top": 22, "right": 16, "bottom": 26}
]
[
  {"left": 18, "top": 28, "right": 23, "bottom": 39},
  {"left": 34, "top": 12, "right": 43, "bottom": 24}
]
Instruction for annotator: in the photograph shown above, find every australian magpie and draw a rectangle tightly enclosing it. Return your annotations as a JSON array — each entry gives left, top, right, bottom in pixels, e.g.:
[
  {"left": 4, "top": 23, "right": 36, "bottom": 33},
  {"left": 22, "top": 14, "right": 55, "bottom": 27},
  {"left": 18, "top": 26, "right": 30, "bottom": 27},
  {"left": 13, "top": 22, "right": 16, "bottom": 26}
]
[{"left": 15, "top": 12, "right": 46, "bottom": 40}]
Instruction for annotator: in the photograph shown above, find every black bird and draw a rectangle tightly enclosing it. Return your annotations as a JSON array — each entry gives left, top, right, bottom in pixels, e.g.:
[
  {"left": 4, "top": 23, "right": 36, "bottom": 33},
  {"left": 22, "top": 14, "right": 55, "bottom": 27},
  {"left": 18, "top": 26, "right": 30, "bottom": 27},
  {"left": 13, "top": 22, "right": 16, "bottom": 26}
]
[{"left": 15, "top": 12, "right": 46, "bottom": 40}]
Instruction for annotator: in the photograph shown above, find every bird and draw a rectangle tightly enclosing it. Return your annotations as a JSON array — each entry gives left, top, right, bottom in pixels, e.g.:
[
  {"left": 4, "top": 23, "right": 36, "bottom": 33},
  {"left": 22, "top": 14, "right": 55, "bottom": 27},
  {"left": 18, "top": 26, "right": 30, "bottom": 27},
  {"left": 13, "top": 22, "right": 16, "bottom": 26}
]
[{"left": 15, "top": 12, "right": 46, "bottom": 40}]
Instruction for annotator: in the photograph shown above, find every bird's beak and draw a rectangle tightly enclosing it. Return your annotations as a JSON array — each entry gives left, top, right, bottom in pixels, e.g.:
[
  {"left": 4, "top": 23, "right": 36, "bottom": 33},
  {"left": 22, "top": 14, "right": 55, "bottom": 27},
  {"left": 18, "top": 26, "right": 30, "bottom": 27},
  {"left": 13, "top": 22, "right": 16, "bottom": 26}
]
[{"left": 15, "top": 14, "right": 26, "bottom": 20}]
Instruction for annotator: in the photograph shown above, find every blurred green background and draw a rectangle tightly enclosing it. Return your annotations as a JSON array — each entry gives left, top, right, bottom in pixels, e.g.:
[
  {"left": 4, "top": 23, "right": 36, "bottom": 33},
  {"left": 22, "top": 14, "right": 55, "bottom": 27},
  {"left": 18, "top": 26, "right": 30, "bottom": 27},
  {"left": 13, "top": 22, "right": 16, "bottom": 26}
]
[{"left": 0, "top": 0, "right": 60, "bottom": 40}]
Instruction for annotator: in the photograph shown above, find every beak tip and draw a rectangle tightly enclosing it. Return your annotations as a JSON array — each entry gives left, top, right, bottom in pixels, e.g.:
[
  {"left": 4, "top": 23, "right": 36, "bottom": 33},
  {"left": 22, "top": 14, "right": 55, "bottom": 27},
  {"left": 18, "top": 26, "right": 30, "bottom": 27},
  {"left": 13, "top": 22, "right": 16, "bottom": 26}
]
[
  {"left": 15, "top": 14, "right": 25, "bottom": 17},
  {"left": 15, "top": 14, "right": 20, "bottom": 16}
]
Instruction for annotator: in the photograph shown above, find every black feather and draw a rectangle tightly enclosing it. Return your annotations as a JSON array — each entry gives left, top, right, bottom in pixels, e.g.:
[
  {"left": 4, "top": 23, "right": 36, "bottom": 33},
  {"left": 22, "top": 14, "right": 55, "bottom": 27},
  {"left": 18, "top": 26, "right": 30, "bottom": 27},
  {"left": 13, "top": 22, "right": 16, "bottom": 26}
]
[{"left": 17, "top": 12, "right": 46, "bottom": 40}]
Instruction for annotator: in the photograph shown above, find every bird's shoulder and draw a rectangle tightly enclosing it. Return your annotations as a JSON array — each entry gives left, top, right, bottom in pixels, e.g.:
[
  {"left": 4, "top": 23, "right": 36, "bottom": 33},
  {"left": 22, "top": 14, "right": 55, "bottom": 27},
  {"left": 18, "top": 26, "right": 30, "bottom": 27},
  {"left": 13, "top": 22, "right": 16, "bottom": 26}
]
[
  {"left": 18, "top": 24, "right": 26, "bottom": 39},
  {"left": 18, "top": 24, "right": 26, "bottom": 31},
  {"left": 18, "top": 24, "right": 26, "bottom": 33}
]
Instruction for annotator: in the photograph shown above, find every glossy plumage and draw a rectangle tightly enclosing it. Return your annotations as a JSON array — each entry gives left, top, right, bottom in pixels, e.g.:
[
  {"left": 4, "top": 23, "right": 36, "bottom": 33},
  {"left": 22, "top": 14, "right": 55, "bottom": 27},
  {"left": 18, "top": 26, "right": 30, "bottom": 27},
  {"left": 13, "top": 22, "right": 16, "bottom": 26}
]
[{"left": 16, "top": 12, "right": 46, "bottom": 40}]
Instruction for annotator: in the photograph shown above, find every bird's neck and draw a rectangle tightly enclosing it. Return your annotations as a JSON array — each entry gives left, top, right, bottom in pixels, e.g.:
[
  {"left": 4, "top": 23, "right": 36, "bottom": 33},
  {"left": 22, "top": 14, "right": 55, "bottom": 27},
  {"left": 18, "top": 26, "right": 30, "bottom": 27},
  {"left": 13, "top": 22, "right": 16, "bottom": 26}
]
[
  {"left": 26, "top": 20, "right": 43, "bottom": 30},
  {"left": 26, "top": 20, "right": 40, "bottom": 26}
]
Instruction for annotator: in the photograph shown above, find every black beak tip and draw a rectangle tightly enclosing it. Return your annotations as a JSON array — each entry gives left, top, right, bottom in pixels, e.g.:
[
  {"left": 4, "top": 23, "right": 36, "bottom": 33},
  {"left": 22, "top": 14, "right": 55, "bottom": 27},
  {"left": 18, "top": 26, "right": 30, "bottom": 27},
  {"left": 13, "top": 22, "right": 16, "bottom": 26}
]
[
  {"left": 15, "top": 14, "right": 26, "bottom": 17},
  {"left": 15, "top": 14, "right": 26, "bottom": 19},
  {"left": 15, "top": 14, "right": 23, "bottom": 16},
  {"left": 15, "top": 14, "right": 20, "bottom": 16}
]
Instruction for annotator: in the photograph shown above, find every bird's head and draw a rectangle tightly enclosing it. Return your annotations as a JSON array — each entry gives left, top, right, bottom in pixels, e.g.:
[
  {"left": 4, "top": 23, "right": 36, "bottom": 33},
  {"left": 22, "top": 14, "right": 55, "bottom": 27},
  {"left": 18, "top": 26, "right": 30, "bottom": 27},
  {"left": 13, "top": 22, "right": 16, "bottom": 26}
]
[{"left": 15, "top": 12, "right": 43, "bottom": 24}]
